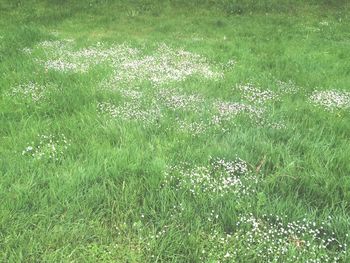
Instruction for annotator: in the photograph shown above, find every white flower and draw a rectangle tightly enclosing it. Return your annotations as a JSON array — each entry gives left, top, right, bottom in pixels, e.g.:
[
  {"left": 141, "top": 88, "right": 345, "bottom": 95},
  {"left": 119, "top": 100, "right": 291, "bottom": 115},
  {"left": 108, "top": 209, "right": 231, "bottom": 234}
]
[{"left": 309, "top": 90, "right": 350, "bottom": 111}]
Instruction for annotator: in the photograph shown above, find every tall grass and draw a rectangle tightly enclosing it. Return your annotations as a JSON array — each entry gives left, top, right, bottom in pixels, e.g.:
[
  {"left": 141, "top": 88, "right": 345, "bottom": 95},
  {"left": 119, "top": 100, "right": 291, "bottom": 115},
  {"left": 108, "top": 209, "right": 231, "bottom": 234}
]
[{"left": 0, "top": 0, "right": 349, "bottom": 262}]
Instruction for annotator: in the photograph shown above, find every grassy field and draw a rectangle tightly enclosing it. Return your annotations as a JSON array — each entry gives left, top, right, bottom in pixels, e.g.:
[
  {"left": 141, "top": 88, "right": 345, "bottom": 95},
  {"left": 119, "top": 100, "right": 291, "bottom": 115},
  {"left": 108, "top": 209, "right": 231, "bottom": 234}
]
[{"left": 1, "top": 0, "right": 350, "bottom": 262}]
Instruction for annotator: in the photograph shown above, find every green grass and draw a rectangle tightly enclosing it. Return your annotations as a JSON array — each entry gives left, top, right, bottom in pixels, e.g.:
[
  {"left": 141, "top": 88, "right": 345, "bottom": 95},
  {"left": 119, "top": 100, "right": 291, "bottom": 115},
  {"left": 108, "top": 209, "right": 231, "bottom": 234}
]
[{"left": 1, "top": 0, "right": 350, "bottom": 262}]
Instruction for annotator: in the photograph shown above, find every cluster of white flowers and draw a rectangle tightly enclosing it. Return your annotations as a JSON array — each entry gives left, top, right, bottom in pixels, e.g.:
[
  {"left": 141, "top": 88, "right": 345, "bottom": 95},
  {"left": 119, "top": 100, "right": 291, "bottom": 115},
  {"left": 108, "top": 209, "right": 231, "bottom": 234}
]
[
  {"left": 22, "top": 47, "right": 32, "bottom": 54},
  {"left": 98, "top": 85, "right": 284, "bottom": 131},
  {"left": 236, "top": 83, "right": 279, "bottom": 104},
  {"left": 114, "top": 43, "right": 223, "bottom": 85},
  {"left": 44, "top": 59, "right": 86, "bottom": 72},
  {"left": 211, "top": 157, "right": 249, "bottom": 175},
  {"left": 276, "top": 80, "right": 299, "bottom": 94},
  {"left": 38, "top": 40, "right": 71, "bottom": 49},
  {"left": 158, "top": 88, "right": 204, "bottom": 112},
  {"left": 35, "top": 40, "right": 139, "bottom": 73},
  {"left": 7, "top": 82, "right": 48, "bottom": 102},
  {"left": 22, "top": 134, "right": 70, "bottom": 161},
  {"left": 118, "top": 88, "right": 143, "bottom": 100},
  {"left": 35, "top": 40, "right": 84, "bottom": 72},
  {"left": 200, "top": 214, "right": 347, "bottom": 263},
  {"left": 221, "top": 59, "right": 236, "bottom": 70},
  {"left": 162, "top": 157, "right": 257, "bottom": 198},
  {"left": 176, "top": 119, "right": 207, "bottom": 136},
  {"left": 18, "top": 41, "right": 291, "bottom": 138},
  {"left": 26, "top": 40, "right": 292, "bottom": 131},
  {"left": 211, "top": 101, "right": 264, "bottom": 125},
  {"left": 309, "top": 90, "right": 350, "bottom": 111},
  {"left": 31, "top": 40, "right": 222, "bottom": 84},
  {"left": 97, "top": 101, "right": 162, "bottom": 125},
  {"left": 266, "top": 121, "right": 287, "bottom": 130}
]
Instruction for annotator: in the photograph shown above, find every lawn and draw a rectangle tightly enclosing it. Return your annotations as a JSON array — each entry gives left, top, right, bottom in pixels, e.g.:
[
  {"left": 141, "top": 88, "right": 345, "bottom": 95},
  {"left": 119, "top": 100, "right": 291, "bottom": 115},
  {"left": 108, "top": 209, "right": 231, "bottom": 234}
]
[{"left": 0, "top": 0, "right": 350, "bottom": 262}]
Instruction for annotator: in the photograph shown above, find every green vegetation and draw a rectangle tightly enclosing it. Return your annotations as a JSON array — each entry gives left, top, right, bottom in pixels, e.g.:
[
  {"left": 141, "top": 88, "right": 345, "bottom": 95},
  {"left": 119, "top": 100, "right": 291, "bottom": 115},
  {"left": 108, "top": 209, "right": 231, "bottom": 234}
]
[{"left": 1, "top": 0, "right": 350, "bottom": 262}]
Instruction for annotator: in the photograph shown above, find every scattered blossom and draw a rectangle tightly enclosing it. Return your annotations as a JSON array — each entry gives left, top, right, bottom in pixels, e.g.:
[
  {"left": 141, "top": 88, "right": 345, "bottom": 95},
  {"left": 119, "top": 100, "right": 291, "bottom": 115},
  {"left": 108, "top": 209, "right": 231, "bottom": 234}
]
[
  {"left": 162, "top": 157, "right": 257, "bottom": 198},
  {"left": 236, "top": 83, "right": 278, "bottom": 104},
  {"left": 98, "top": 101, "right": 162, "bottom": 125},
  {"left": 212, "top": 100, "right": 264, "bottom": 125},
  {"left": 22, "top": 134, "right": 70, "bottom": 161},
  {"left": 44, "top": 59, "right": 86, "bottom": 72},
  {"left": 7, "top": 82, "right": 49, "bottom": 102},
  {"left": 32, "top": 40, "right": 222, "bottom": 83},
  {"left": 22, "top": 47, "right": 32, "bottom": 54},
  {"left": 118, "top": 88, "right": 144, "bottom": 100},
  {"left": 158, "top": 88, "right": 204, "bottom": 112},
  {"left": 309, "top": 90, "right": 350, "bottom": 111},
  {"left": 200, "top": 214, "right": 347, "bottom": 263},
  {"left": 221, "top": 59, "right": 236, "bottom": 70},
  {"left": 276, "top": 80, "right": 299, "bottom": 95},
  {"left": 177, "top": 119, "right": 207, "bottom": 136}
]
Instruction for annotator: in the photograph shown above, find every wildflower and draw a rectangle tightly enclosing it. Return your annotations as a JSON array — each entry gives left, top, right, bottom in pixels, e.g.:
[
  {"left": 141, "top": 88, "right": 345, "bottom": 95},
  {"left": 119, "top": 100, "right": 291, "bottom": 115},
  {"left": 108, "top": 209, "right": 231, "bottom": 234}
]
[
  {"left": 22, "top": 134, "right": 70, "bottom": 161},
  {"left": 309, "top": 90, "right": 350, "bottom": 111},
  {"left": 7, "top": 82, "right": 48, "bottom": 102}
]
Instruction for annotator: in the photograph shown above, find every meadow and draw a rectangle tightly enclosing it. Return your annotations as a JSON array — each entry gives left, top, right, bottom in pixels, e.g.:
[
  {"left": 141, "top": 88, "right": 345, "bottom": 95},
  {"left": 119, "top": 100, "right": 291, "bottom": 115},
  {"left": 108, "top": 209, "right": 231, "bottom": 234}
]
[{"left": 0, "top": 0, "right": 350, "bottom": 262}]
